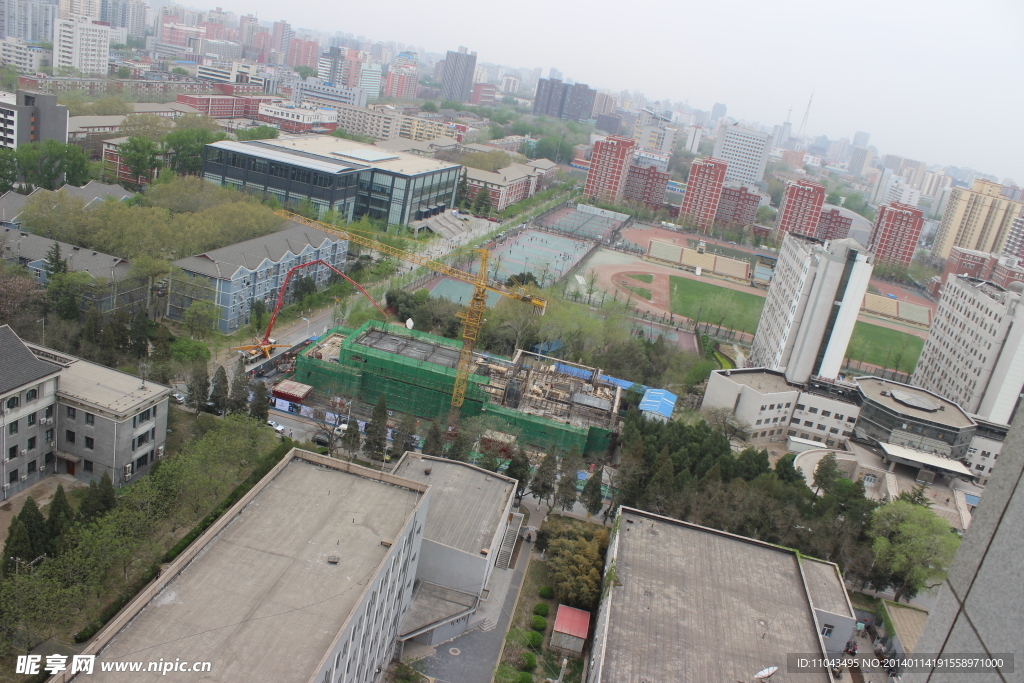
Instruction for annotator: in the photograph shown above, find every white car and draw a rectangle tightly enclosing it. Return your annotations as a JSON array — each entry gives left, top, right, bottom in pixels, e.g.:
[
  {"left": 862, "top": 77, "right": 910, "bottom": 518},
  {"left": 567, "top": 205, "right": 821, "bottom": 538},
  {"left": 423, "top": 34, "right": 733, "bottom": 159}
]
[
  {"left": 267, "top": 420, "right": 286, "bottom": 434},
  {"left": 171, "top": 392, "right": 185, "bottom": 404}
]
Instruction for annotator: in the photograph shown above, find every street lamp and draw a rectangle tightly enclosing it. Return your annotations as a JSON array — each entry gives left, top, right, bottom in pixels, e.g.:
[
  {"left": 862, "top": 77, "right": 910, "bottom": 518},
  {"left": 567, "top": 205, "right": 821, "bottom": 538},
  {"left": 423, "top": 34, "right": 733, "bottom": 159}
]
[{"left": 301, "top": 317, "right": 310, "bottom": 338}]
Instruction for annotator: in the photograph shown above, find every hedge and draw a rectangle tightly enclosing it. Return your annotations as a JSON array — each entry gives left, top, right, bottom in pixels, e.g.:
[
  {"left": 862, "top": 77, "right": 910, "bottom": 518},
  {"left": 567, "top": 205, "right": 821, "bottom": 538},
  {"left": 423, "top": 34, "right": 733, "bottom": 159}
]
[
  {"left": 531, "top": 615, "right": 547, "bottom": 631},
  {"left": 533, "top": 602, "right": 549, "bottom": 617},
  {"left": 520, "top": 651, "right": 536, "bottom": 672},
  {"left": 525, "top": 630, "right": 542, "bottom": 649},
  {"left": 538, "top": 586, "right": 553, "bottom": 599},
  {"left": 516, "top": 673, "right": 534, "bottom": 683}
]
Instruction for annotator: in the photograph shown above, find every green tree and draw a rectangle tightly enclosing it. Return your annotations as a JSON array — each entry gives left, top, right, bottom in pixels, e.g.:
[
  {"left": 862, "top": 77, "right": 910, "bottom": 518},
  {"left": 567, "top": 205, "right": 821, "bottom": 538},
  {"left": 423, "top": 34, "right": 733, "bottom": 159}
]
[
  {"left": 896, "top": 482, "right": 932, "bottom": 507},
  {"left": 554, "top": 447, "right": 582, "bottom": 511},
  {"left": 118, "top": 113, "right": 172, "bottom": 141},
  {"left": 341, "top": 421, "right": 361, "bottom": 459},
  {"left": 531, "top": 450, "right": 558, "bottom": 513},
  {"left": 581, "top": 466, "right": 604, "bottom": 517},
  {"left": 249, "top": 382, "right": 269, "bottom": 421},
  {"left": 18, "top": 497, "right": 48, "bottom": 558},
  {"left": 164, "top": 127, "right": 226, "bottom": 175},
  {"left": 871, "top": 500, "right": 961, "bottom": 602},
  {"left": 117, "top": 136, "right": 163, "bottom": 186},
  {"left": 1, "top": 518, "right": 33, "bottom": 576},
  {"left": 447, "top": 430, "right": 472, "bottom": 462},
  {"left": 420, "top": 100, "right": 438, "bottom": 113},
  {"left": 293, "top": 65, "right": 317, "bottom": 79},
  {"left": 98, "top": 307, "right": 130, "bottom": 364},
  {"left": 364, "top": 395, "right": 389, "bottom": 459},
  {"left": 97, "top": 471, "right": 116, "bottom": 510},
  {"left": 235, "top": 125, "right": 279, "bottom": 141},
  {"left": 455, "top": 169, "right": 470, "bottom": 208},
  {"left": 171, "top": 66, "right": 189, "bottom": 76},
  {"left": 813, "top": 452, "right": 842, "bottom": 495},
  {"left": 0, "top": 147, "right": 16, "bottom": 194},
  {"left": 42, "top": 242, "right": 68, "bottom": 279},
  {"left": 183, "top": 299, "right": 218, "bottom": 339},
  {"left": 735, "top": 446, "right": 771, "bottom": 481},
  {"left": 185, "top": 362, "right": 209, "bottom": 414},
  {"left": 505, "top": 447, "right": 531, "bottom": 500},
  {"left": 250, "top": 298, "right": 268, "bottom": 333},
  {"left": 774, "top": 453, "right": 805, "bottom": 484},
  {"left": 129, "top": 310, "right": 149, "bottom": 358},
  {"left": 392, "top": 413, "right": 419, "bottom": 456},
  {"left": 472, "top": 186, "right": 493, "bottom": 214},
  {"left": 46, "top": 271, "right": 92, "bottom": 320},
  {"left": 209, "top": 365, "right": 229, "bottom": 414},
  {"left": 227, "top": 357, "right": 249, "bottom": 414},
  {"left": 117, "top": 66, "right": 130, "bottom": 79},
  {"left": 421, "top": 421, "right": 446, "bottom": 456},
  {"left": 641, "top": 446, "right": 677, "bottom": 514},
  {"left": 46, "top": 484, "right": 75, "bottom": 553}
]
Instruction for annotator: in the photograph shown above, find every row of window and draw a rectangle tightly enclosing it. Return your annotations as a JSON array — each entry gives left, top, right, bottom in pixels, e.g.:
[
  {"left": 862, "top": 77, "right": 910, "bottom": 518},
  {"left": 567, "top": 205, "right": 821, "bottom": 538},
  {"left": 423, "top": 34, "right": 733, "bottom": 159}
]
[{"left": 5, "top": 388, "right": 40, "bottom": 409}]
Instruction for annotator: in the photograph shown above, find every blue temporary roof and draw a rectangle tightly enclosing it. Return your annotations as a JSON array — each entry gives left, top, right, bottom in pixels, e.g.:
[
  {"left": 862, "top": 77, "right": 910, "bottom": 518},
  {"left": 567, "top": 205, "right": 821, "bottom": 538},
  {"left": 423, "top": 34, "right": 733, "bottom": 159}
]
[
  {"left": 639, "top": 388, "right": 678, "bottom": 419},
  {"left": 553, "top": 363, "right": 647, "bottom": 392}
]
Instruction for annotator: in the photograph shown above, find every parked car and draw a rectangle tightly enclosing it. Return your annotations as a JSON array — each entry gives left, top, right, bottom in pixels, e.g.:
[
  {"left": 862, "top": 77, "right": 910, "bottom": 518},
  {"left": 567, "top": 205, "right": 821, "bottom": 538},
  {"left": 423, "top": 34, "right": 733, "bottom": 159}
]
[
  {"left": 171, "top": 392, "right": 185, "bottom": 404},
  {"left": 201, "top": 401, "right": 223, "bottom": 415},
  {"left": 267, "top": 420, "right": 286, "bottom": 434},
  {"left": 333, "top": 422, "right": 349, "bottom": 437},
  {"left": 312, "top": 432, "right": 331, "bottom": 446}
]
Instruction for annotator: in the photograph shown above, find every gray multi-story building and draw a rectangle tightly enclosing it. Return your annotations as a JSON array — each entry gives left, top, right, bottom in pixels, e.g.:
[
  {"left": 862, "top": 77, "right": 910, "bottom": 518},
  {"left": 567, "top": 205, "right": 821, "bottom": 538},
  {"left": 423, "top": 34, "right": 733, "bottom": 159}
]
[
  {"left": 712, "top": 122, "right": 771, "bottom": 185},
  {"left": 1, "top": 325, "right": 170, "bottom": 499},
  {"left": 532, "top": 78, "right": 595, "bottom": 123},
  {"left": 2, "top": 0, "right": 57, "bottom": 43},
  {"left": 0, "top": 88, "right": 68, "bottom": 149},
  {"left": 201, "top": 135, "right": 460, "bottom": 226},
  {"left": 292, "top": 76, "right": 367, "bottom": 109},
  {"left": 439, "top": 46, "right": 476, "bottom": 103},
  {"left": 170, "top": 222, "right": 349, "bottom": 334}
]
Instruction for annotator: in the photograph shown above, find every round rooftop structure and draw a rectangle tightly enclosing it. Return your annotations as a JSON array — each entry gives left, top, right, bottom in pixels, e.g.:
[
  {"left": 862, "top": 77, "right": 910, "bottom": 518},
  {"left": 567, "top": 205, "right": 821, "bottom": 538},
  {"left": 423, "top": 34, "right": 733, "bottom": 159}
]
[{"left": 889, "top": 389, "right": 940, "bottom": 412}]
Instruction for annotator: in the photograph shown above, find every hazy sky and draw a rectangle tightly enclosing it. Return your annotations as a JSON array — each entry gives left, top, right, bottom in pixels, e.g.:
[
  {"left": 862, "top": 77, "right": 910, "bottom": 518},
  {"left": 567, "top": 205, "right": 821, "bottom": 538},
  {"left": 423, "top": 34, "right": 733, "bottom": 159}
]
[{"left": 208, "top": 0, "right": 1024, "bottom": 182}]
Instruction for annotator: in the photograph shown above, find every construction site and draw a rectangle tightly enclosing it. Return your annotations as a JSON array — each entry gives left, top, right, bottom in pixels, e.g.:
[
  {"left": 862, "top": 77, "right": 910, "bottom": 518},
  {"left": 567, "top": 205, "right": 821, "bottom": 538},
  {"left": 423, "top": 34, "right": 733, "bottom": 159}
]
[{"left": 296, "top": 320, "right": 619, "bottom": 456}]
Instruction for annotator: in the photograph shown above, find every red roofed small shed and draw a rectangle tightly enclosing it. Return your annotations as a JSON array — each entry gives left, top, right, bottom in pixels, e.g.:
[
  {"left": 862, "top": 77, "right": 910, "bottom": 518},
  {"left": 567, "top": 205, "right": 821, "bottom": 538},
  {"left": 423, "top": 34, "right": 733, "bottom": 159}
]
[{"left": 550, "top": 604, "right": 590, "bottom": 657}]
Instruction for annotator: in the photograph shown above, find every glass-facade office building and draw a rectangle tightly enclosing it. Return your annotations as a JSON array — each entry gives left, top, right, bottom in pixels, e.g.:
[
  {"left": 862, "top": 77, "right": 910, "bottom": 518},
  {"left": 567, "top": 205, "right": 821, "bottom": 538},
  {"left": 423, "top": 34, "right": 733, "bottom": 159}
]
[{"left": 201, "top": 138, "right": 460, "bottom": 226}]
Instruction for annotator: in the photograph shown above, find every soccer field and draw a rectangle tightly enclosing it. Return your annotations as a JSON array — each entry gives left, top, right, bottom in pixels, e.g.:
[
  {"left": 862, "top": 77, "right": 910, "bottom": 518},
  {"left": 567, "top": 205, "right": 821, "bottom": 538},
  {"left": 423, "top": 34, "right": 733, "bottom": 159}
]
[
  {"left": 848, "top": 322, "right": 925, "bottom": 373},
  {"left": 668, "top": 276, "right": 765, "bottom": 334}
]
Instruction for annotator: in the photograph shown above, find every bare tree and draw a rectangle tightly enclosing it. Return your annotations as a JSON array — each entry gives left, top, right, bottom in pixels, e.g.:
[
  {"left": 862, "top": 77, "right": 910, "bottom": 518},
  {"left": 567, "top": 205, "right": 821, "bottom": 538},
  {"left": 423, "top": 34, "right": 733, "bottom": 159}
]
[
  {"left": 700, "top": 406, "right": 750, "bottom": 441},
  {"left": 309, "top": 391, "right": 349, "bottom": 456}
]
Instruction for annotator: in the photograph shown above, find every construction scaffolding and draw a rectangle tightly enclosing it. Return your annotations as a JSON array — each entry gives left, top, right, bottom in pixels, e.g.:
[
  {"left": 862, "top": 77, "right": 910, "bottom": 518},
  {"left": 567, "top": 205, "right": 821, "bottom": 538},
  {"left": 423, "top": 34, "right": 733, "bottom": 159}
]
[{"left": 295, "top": 320, "right": 616, "bottom": 455}]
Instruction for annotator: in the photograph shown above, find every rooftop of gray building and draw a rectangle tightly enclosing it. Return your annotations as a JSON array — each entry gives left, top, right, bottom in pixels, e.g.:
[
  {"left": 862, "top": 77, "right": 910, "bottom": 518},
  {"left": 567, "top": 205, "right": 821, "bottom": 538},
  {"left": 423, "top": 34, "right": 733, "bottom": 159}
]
[
  {"left": 0, "top": 325, "right": 61, "bottom": 395},
  {"left": 399, "top": 581, "right": 478, "bottom": 639},
  {"left": 800, "top": 557, "right": 855, "bottom": 618},
  {"left": 173, "top": 222, "right": 341, "bottom": 279},
  {"left": 714, "top": 368, "right": 796, "bottom": 394},
  {"left": 1, "top": 227, "right": 131, "bottom": 282},
  {"left": 392, "top": 453, "right": 515, "bottom": 556},
  {"left": 27, "top": 344, "right": 170, "bottom": 416},
  {"left": 855, "top": 377, "right": 975, "bottom": 429},
  {"left": 599, "top": 508, "right": 837, "bottom": 683},
  {"left": 88, "top": 454, "right": 425, "bottom": 683},
  {"left": 257, "top": 135, "right": 460, "bottom": 176},
  {"left": 0, "top": 181, "right": 134, "bottom": 222}
]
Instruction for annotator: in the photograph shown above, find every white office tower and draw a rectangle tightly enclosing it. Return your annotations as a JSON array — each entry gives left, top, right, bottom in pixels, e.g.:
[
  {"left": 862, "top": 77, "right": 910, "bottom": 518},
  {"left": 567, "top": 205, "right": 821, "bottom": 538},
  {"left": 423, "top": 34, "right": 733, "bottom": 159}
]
[
  {"left": 749, "top": 233, "right": 874, "bottom": 383},
  {"left": 912, "top": 276, "right": 1024, "bottom": 424},
  {"left": 712, "top": 123, "right": 770, "bottom": 185},
  {"left": 53, "top": 13, "right": 109, "bottom": 75}
]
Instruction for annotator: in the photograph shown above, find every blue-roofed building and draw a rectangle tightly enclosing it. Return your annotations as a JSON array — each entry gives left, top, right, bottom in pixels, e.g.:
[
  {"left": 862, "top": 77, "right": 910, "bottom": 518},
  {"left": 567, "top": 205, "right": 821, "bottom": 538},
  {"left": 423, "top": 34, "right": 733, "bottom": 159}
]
[{"left": 639, "top": 388, "right": 677, "bottom": 422}]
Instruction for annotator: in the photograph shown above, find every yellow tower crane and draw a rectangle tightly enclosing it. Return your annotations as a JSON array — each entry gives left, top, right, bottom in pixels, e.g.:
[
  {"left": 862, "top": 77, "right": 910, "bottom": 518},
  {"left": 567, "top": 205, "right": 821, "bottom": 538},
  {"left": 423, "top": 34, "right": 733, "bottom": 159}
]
[{"left": 278, "top": 211, "right": 548, "bottom": 428}]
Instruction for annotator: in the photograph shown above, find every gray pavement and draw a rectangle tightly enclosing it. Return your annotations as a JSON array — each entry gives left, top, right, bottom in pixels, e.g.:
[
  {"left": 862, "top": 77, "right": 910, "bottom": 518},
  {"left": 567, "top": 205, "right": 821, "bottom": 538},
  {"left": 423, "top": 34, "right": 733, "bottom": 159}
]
[{"left": 410, "top": 537, "right": 532, "bottom": 683}]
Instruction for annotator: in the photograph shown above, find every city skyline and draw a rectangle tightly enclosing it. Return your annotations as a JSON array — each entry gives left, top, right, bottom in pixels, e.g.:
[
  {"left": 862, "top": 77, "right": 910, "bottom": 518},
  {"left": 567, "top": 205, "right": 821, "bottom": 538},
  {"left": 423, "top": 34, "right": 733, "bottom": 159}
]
[{"left": 201, "top": 0, "right": 1023, "bottom": 182}]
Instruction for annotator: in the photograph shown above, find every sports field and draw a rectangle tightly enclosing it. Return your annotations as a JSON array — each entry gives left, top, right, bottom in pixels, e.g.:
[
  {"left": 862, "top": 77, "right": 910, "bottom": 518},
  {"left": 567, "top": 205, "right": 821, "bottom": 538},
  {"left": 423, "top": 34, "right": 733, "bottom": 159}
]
[
  {"left": 624, "top": 285, "right": 653, "bottom": 300},
  {"left": 627, "top": 273, "right": 653, "bottom": 284},
  {"left": 668, "top": 276, "right": 765, "bottom": 334},
  {"left": 848, "top": 321, "right": 924, "bottom": 373}
]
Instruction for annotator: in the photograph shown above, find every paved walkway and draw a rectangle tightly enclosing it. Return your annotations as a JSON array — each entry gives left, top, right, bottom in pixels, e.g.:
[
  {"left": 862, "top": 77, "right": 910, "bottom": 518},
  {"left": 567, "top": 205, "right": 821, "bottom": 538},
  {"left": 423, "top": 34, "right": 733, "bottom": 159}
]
[{"left": 407, "top": 536, "right": 531, "bottom": 683}]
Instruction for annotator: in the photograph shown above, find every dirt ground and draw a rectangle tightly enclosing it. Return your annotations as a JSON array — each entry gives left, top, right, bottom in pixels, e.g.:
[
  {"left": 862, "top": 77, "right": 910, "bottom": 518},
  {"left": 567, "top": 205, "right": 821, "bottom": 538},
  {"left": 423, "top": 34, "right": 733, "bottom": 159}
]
[{"left": 0, "top": 474, "right": 86, "bottom": 545}]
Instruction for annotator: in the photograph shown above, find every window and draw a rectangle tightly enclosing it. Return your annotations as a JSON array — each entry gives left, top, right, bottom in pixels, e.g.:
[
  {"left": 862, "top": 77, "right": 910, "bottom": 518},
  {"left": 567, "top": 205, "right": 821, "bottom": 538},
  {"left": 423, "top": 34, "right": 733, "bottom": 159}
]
[
  {"left": 85, "top": 413, "right": 95, "bottom": 426},
  {"left": 27, "top": 412, "right": 35, "bottom": 426},
  {"left": 27, "top": 437, "right": 35, "bottom": 450},
  {"left": 785, "top": 402, "right": 792, "bottom": 408},
  {"left": 796, "top": 404, "right": 805, "bottom": 411},
  {"left": 800, "top": 433, "right": 810, "bottom": 439},
  {"left": 756, "top": 419, "right": 762, "bottom": 425},
  {"left": 85, "top": 436, "right": 94, "bottom": 450},
  {"left": 45, "top": 405, "right": 53, "bottom": 418},
  {"left": 26, "top": 389, "right": 37, "bottom": 401},
  {"left": 27, "top": 460, "right": 36, "bottom": 474},
  {"left": 821, "top": 411, "right": 831, "bottom": 417},
  {"left": 84, "top": 460, "right": 93, "bottom": 473},
  {"left": 847, "top": 416, "right": 856, "bottom": 423},
  {"left": 804, "top": 420, "right": 814, "bottom": 427},
  {"left": 835, "top": 414, "right": 844, "bottom": 421},
  {"left": 760, "top": 405, "right": 767, "bottom": 411},
  {"left": 788, "top": 430, "right": 797, "bottom": 436},
  {"left": 45, "top": 428, "right": 53, "bottom": 442},
  {"left": 769, "top": 404, "right": 775, "bottom": 410},
  {"left": 8, "top": 469, "right": 17, "bottom": 484},
  {"left": 817, "top": 424, "right": 827, "bottom": 431},
  {"left": 5, "top": 396, "right": 18, "bottom": 410},
  {"left": 7, "top": 445, "right": 16, "bottom": 461},
  {"left": 808, "top": 407, "right": 819, "bottom": 414},
  {"left": 65, "top": 430, "right": 75, "bottom": 444},
  {"left": 66, "top": 406, "right": 76, "bottom": 419},
  {"left": 863, "top": 474, "right": 877, "bottom": 485},
  {"left": 829, "top": 427, "right": 839, "bottom": 434},
  {"left": 8, "top": 421, "right": 17, "bottom": 435}
]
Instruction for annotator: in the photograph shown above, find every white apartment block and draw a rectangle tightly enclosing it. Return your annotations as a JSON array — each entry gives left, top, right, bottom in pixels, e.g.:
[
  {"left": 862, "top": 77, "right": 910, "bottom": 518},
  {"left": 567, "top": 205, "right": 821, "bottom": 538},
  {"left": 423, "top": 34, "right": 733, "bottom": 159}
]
[
  {"left": 358, "top": 61, "right": 382, "bottom": 100},
  {"left": 701, "top": 369, "right": 860, "bottom": 448},
  {"left": 332, "top": 103, "right": 401, "bottom": 140},
  {"left": 967, "top": 420, "right": 1007, "bottom": 486},
  {"left": 912, "top": 275, "right": 1024, "bottom": 425},
  {"left": 748, "top": 233, "right": 874, "bottom": 384},
  {"left": 53, "top": 14, "right": 110, "bottom": 76},
  {"left": 0, "top": 37, "right": 51, "bottom": 72},
  {"left": 712, "top": 123, "right": 770, "bottom": 185},
  {"left": 292, "top": 77, "right": 368, "bottom": 110}
]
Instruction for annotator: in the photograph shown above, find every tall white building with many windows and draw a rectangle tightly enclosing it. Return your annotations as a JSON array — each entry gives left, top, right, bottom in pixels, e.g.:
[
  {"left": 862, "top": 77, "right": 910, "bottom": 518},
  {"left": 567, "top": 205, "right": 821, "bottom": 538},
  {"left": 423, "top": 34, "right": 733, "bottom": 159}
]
[
  {"left": 53, "top": 14, "right": 109, "bottom": 76},
  {"left": 749, "top": 233, "right": 874, "bottom": 384},
  {"left": 912, "top": 276, "right": 1024, "bottom": 425},
  {"left": 711, "top": 123, "right": 771, "bottom": 185}
]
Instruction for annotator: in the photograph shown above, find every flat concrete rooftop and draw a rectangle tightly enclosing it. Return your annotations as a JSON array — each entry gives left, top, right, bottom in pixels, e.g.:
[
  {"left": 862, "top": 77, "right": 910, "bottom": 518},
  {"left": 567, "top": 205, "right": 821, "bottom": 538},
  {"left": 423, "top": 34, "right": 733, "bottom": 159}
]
[
  {"left": 89, "top": 455, "right": 423, "bottom": 682},
  {"left": 600, "top": 508, "right": 835, "bottom": 683},
  {"left": 392, "top": 453, "right": 514, "bottom": 556},
  {"left": 856, "top": 377, "right": 974, "bottom": 429},
  {"left": 354, "top": 328, "right": 463, "bottom": 369},
  {"left": 718, "top": 368, "right": 796, "bottom": 394}
]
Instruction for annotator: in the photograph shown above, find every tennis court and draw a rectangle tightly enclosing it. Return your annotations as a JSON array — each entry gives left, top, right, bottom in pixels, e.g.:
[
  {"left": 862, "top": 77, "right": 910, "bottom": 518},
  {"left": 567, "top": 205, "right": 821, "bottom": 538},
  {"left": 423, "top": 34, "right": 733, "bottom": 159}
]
[
  {"left": 479, "top": 229, "right": 590, "bottom": 284},
  {"left": 539, "top": 206, "right": 626, "bottom": 242}
]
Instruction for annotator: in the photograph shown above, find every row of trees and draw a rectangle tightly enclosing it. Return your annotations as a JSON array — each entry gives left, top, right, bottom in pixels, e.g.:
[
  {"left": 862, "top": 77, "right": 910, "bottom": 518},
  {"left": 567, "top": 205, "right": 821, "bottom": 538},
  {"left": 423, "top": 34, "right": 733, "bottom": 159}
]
[
  {"left": 184, "top": 357, "right": 268, "bottom": 421},
  {"left": 0, "top": 140, "right": 91, "bottom": 194},
  {"left": 0, "top": 417, "right": 280, "bottom": 655}
]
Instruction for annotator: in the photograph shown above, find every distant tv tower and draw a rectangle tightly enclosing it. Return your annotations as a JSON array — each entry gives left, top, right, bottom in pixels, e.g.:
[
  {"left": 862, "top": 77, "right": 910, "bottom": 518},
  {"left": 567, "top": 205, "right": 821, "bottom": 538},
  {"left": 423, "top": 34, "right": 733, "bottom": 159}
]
[{"left": 797, "top": 89, "right": 814, "bottom": 140}]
